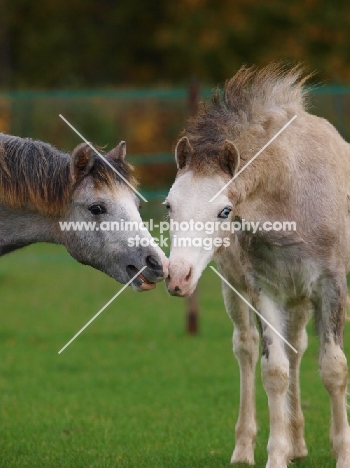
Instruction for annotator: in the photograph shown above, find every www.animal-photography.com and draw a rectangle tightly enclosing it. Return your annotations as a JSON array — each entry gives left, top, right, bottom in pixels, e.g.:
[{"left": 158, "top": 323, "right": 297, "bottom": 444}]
[{"left": 0, "top": 2, "right": 350, "bottom": 467}]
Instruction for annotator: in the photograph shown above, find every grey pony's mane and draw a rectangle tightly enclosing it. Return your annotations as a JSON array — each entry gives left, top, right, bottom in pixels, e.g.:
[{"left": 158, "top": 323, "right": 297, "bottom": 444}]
[
  {"left": 0, "top": 134, "right": 71, "bottom": 216},
  {"left": 0, "top": 133, "right": 135, "bottom": 216}
]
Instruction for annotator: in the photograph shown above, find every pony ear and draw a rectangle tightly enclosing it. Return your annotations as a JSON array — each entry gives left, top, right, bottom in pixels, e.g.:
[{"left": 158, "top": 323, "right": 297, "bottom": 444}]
[
  {"left": 107, "top": 140, "right": 127, "bottom": 161},
  {"left": 175, "top": 136, "right": 193, "bottom": 169},
  {"left": 219, "top": 140, "right": 240, "bottom": 177},
  {"left": 70, "top": 143, "right": 95, "bottom": 183}
]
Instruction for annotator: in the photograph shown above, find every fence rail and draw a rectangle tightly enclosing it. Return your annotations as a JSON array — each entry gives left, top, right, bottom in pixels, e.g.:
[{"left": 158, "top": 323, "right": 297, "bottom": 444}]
[{"left": 0, "top": 85, "right": 349, "bottom": 202}]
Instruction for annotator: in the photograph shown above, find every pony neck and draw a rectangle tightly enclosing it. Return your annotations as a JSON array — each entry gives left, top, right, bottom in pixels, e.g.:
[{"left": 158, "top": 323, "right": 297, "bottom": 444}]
[
  {"left": 232, "top": 152, "right": 289, "bottom": 205},
  {"left": 0, "top": 204, "right": 62, "bottom": 256}
]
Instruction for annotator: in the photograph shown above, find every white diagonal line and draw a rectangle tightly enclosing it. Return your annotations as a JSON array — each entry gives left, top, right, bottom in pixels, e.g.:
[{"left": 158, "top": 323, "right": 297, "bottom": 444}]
[
  {"left": 58, "top": 266, "right": 147, "bottom": 354},
  {"left": 59, "top": 114, "right": 148, "bottom": 203},
  {"left": 209, "top": 115, "right": 297, "bottom": 202},
  {"left": 210, "top": 266, "right": 297, "bottom": 354}
]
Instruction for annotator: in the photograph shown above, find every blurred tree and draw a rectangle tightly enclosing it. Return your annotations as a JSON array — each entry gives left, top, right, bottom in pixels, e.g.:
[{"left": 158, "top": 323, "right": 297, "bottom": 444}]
[
  {"left": 0, "top": 0, "right": 350, "bottom": 89},
  {"left": 0, "top": 0, "right": 11, "bottom": 87}
]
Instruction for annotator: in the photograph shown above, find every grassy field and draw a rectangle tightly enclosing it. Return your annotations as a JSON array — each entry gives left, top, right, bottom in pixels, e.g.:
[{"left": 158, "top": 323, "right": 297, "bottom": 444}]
[{"left": 0, "top": 243, "right": 349, "bottom": 467}]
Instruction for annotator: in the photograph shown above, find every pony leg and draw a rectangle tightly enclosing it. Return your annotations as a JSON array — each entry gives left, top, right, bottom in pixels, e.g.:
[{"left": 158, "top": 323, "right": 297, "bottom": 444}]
[
  {"left": 285, "top": 304, "right": 311, "bottom": 461},
  {"left": 222, "top": 282, "right": 259, "bottom": 465},
  {"left": 315, "top": 275, "right": 350, "bottom": 468},
  {"left": 259, "top": 295, "right": 290, "bottom": 468}
]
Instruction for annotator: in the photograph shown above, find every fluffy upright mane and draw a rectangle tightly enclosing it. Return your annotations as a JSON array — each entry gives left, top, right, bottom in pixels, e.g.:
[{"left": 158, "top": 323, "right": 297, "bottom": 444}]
[
  {"left": 0, "top": 134, "right": 136, "bottom": 216},
  {"left": 183, "top": 63, "right": 311, "bottom": 169}
]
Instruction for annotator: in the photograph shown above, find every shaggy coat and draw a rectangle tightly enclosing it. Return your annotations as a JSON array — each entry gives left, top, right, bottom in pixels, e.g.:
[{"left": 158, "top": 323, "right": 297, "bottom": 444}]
[{"left": 166, "top": 64, "right": 350, "bottom": 468}]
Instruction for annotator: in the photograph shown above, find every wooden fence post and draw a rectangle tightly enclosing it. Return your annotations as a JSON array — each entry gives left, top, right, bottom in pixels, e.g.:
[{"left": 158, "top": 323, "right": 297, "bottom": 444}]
[{"left": 186, "top": 78, "right": 200, "bottom": 334}]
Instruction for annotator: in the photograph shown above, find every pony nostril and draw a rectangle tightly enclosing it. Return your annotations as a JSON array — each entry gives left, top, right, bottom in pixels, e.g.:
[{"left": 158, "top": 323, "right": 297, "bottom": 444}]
[
  {"left": 146, "top": 255, "right": 162, "bottom": 271},
  {"left": 185, "top": 268, "right": 192, "bottom": 282},
  {"left": 174, "top": 286, "right": 180, "bottom": 292}
]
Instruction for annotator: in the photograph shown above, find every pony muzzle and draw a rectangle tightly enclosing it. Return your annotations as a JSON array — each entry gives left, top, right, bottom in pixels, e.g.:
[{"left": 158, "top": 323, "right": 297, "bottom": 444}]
[
  {"left": 127, "top": 265, "right": 156, "bottom": 291},
  {"left": 166, "top": 261, "right": 194, "bottom": 297},
  {"left": 127, "top": 254, "right": 168, "bottom": 291}
]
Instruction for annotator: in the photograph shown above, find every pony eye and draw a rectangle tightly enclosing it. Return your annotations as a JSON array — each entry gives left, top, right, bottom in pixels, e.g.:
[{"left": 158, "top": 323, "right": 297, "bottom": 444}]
[
  {"left": 89, "top": 204, "right": 107, "bottom": 215},
  {"left": 164, "top": 202, "right": 171, "bottom": 211},
  {"left": 218, "top": 207, "right": 232, "bottom": 219}
]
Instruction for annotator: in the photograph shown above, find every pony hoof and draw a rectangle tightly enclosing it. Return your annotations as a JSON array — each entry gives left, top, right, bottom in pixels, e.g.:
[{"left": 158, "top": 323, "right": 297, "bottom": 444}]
[
  {"left": 290, "top": 441, "right": 308, "bottom": 460},
  {"left": 231, "top": 447, "right": 255, "bottom": 465}
]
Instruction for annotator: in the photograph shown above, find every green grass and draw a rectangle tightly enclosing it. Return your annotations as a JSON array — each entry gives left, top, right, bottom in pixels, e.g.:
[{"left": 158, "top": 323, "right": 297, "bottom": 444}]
[{"left": 0, "top": 244, "right": 349, "bottom": 467}]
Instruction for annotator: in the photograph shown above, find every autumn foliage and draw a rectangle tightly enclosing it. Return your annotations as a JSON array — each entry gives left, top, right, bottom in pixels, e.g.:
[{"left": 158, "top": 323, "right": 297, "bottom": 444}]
[{"left": 0, "top": 1, "right": 349, "bottom": 89}]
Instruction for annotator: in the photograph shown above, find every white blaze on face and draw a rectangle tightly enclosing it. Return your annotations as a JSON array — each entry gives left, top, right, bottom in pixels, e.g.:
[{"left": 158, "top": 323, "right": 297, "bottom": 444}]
[{"left": 165, "top": 171, "right": 232, "bottom": 296}]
